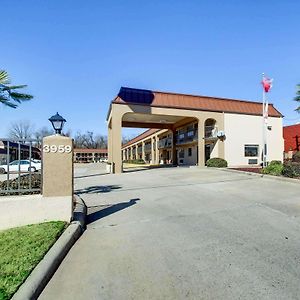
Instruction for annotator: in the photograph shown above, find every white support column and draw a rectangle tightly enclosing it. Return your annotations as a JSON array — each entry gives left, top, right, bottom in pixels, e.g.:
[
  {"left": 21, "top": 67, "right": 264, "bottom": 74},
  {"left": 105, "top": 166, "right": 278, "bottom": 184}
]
[
  {"left": 198, "top": 119, "right": 205, "bottom": 167},
  {"left": 142, "top": 141, "right": 145, "bottom": 161},
  {"left": 111, "top": 116, "right": 122, "bottom": 173},
  {"left": 151, "top": 138, "right": 155, "bottom": 164},
  {"left": 155, "top": 136, "right": 159, "bottom": 164},
  {"left": 108, "top": 120, "right": 112, "bottom": 163}
]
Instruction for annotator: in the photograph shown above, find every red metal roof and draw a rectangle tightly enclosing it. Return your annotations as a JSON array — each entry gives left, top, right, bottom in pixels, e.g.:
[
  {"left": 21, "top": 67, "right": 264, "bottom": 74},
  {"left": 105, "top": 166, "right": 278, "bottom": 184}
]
[
  {"left": 114, "top": 87, "right": 282, "bottom": 117},
  {"left": 74, "top": 148, "right": 108, "bottom": 153},
  {"left": 122, "top": 129, "right": 160, "bottom": 148},
  {"left": 283, "top": 124, "right": 300, "bottom": 152}
]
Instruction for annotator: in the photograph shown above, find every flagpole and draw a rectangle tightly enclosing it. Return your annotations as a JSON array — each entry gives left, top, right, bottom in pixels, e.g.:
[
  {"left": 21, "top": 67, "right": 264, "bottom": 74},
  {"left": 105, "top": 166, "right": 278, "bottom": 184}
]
[
  {"left": 265, "top": 83, "right": 268, "bottom": 167},
  {"left": 262, "top": 73, "right": 265, "bottom": 168},
  {"left": 262, "top": 73, "right": 267, "bottom": 168}
]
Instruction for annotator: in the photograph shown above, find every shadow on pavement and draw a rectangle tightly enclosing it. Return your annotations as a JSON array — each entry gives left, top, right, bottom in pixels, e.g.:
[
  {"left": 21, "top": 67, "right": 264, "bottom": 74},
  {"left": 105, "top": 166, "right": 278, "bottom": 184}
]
[
  {"left": 87, "top": 198, "right": 140, "bottom": 224},
  {"left": 76, "top": 185, "right": 122, "bottom": 194}
]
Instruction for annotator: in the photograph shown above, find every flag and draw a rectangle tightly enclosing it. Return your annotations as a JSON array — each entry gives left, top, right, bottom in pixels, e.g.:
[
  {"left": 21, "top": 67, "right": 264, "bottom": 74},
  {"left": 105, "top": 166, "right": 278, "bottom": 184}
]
[{"left": 262, "top": 76, "right": 273, "bottom": 93}]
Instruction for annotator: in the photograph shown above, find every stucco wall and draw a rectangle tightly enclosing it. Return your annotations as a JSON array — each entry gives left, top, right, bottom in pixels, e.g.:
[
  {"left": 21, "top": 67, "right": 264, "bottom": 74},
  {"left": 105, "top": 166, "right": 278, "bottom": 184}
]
[
  {"left": 224, "top": 113, "right": 284, "bottom": 166},
  {"left": 177, "top": 145, "right": 197, "bottom": 165}
]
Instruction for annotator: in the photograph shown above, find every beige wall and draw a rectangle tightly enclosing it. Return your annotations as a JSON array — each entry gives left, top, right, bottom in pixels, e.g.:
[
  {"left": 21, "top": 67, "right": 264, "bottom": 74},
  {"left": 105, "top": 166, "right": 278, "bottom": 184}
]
[
  {"left": 224, "top": 113, "right": 283, "bottom": 166},
  {"left": 177, "top": 145, "right": 197, "bottom": 165},
  {"left": 121, "top": 112, "right": 283, "bottom": 168}
]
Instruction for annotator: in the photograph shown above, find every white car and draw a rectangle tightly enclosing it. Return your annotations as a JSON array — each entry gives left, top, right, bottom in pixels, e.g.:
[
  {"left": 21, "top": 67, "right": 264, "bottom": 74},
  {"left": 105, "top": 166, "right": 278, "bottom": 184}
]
[{"left": 0, "top": 160, "right": 41, "bottom": 174}]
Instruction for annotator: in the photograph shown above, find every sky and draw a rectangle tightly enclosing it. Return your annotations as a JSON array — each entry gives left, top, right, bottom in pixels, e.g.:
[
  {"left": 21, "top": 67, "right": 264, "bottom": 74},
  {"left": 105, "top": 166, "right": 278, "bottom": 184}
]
[{"left": 1, "top": 0, "right": 300, "bottom": 138}]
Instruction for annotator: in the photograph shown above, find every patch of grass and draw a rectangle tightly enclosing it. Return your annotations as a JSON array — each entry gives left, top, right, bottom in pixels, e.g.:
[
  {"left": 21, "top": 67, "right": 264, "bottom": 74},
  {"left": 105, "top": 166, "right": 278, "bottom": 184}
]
[{"left": 0, "top": 221, "right": 66, "bottom": 300}]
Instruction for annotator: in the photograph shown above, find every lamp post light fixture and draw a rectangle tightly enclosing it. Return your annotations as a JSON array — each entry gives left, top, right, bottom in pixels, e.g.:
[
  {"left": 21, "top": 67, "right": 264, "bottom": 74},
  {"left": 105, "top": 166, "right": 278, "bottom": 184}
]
[{"left": 49, "top": 112, "right": 66, "bottom": 135}]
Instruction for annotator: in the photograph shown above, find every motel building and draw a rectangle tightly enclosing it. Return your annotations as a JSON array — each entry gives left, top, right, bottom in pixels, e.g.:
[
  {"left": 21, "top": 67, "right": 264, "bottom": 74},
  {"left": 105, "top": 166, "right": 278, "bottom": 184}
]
[
  {"left": 74, "top": 148, "right": 108, "bottom": 163},
  {"left": 107, "top": 87, "right": 284, "bottom": 173}
]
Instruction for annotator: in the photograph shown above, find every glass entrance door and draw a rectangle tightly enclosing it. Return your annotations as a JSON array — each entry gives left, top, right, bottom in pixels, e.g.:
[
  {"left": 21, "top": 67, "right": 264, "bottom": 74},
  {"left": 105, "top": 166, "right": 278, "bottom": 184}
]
[{"left": 205, "top": 144, "right": 211, "bottom": 163}]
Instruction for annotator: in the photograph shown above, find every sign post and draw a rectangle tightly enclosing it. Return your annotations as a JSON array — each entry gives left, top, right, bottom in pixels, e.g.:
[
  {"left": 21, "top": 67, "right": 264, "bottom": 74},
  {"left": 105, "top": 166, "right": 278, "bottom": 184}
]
[{"left": 42, "top": 135, "right": 73, "bottom": 198}]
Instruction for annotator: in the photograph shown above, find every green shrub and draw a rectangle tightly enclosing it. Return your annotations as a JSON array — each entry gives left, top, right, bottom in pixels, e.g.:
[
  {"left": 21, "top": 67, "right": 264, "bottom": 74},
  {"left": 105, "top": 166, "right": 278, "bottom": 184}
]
[
  {"left": 269, "top": 160, "right": 282, "bottom": 166},
  {"left": 292, "top": 151, "right": 300, "bottom": 163},
  {"left": 282, "top": 162, "right": 300, "bottom": 178},
  {"left": 206, "top": 158, "right": 228, "bottom": 168},
  {"left": 262, "top": 161, "right": 283, "bottom": 176},
  {"left": 123, "top": 159, "right": 145, "bottom": 164}
]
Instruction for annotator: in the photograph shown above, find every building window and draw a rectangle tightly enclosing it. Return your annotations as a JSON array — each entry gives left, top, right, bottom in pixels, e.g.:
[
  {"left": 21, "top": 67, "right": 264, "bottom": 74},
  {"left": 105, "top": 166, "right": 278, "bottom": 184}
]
[
  {"left": 244, "top": 145, "right": 259, "bottom": 157},
  {"left": 188, "top": 148, "right": 192, "bottom": 156},
  {"left": 179, "top": 149, "right": 184, "bottom": 158},
  {"left": 187, "top": 125, "right": 193, "bottom": 133}
]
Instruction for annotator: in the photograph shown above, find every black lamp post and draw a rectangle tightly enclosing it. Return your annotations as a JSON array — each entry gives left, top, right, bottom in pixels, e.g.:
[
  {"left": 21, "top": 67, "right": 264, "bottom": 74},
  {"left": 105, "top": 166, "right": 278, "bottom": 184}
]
[{"left": 49, "top": 112, "right": 66, "bottom": 134}]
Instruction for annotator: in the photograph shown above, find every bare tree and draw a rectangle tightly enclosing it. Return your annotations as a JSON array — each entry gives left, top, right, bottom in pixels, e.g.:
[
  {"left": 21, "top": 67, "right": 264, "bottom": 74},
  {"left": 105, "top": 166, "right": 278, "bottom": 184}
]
[
  {"left": 33, "top": 127, "right": 71, "bottom": 147},
  {"left": 74, "top": 131, "right": 107, "bottom": 149},
  {"left": 34, "top": 127, "right": 54, "bottom": 147},
  {"left": 8, "top": 120, "right": 34, "bottom": 141},
  {"left": 94, "top": 134, "right": 107, "bottom": 148},
  {"left": 122, "top": 135, "right": 135, "bottom": 145},
  {"left": 62, "top": 129, "right": 72, "bottom": 138}
]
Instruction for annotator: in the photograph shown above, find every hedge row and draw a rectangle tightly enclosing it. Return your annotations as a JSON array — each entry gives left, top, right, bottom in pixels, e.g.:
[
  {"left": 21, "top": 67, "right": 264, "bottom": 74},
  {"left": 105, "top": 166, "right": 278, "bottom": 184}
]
[
  {"left": 263, "top": 160, "right": 300, "bottom": 178},
  {"left": 206, "top": 158, "right": 228, "bottom": 168}
]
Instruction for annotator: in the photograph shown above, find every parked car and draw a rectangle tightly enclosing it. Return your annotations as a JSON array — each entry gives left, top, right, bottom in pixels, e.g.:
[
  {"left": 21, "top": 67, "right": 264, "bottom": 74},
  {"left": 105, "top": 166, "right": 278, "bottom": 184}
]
[
  {"left": 0, "top": 160, "right": 41, "bottom": 174},
  {"left": 99, "top": 157, "right": 108, "bottom": 163}
]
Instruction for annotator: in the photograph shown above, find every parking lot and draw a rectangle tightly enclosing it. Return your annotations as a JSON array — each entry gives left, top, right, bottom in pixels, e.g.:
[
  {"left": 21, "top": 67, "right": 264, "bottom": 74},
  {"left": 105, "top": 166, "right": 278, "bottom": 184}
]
[{"left": 40, "top": 164, "right": 300, "bottom": 300}]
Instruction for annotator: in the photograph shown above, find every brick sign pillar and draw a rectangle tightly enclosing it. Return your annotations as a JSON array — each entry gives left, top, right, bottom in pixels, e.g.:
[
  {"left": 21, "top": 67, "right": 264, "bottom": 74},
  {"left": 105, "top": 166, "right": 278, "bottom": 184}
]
[{"left": 42, "top": 135, "right": 74, "bottom": 197}]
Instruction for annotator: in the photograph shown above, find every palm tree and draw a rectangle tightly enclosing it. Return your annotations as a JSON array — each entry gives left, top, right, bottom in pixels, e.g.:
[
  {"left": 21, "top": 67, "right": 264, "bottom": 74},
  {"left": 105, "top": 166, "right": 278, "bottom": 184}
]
[
  {"left": 295, "top": 84, "right": 300, "bottom": 113},
  {"left": 0, "top": 70, "right": 33, "bottom": 108}
]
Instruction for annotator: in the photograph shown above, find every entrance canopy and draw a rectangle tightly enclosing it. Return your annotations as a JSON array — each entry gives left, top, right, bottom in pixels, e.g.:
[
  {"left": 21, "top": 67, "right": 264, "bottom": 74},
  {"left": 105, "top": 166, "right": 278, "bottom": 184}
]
[{"left": 122, "top": 113, "right": 187, "bottom": 129}]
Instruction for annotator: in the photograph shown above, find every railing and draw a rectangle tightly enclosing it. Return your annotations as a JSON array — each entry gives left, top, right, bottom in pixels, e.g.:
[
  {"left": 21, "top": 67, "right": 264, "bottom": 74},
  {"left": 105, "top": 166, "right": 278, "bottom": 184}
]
[
  {"left": 158, "top": 138, "right": 172, "bottom": 149},
  {"left": 174, "top": 126, "right": 218, "bottom": 143},
  {"left": 176, "top": 130, "right": 198, "bottom": 145},
  {"left": 144, "top": 144, "right": 152, "bottom": 152},
  {"left": 0, "top": 138, "right": 42, "bottom": 195}
]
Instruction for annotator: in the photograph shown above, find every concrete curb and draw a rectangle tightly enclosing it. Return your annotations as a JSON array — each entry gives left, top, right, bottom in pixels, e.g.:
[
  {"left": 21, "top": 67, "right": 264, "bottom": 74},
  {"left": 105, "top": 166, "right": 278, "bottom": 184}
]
[
  {"left": 221, "top": 168, "right": 300, "bottom": 184},
  {"left": 12, "top": 196, "right": 87, "bottom": 300},
  {"left": 73, "top": 194, "right": 87, "bottom": 230}
]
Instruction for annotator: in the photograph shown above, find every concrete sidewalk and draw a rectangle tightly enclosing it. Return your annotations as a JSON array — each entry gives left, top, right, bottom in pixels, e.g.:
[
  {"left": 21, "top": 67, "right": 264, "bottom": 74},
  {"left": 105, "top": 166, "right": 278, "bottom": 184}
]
[{"left": 39, "top": 164, "right": 300, "bottom": 300}]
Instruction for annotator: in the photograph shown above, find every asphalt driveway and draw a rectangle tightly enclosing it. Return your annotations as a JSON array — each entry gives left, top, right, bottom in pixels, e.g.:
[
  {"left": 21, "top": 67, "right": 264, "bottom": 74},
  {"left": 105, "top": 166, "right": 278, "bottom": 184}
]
[{"left": 39, "top": 164, "right": 300, "bottom": 300}]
